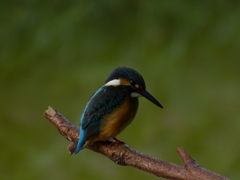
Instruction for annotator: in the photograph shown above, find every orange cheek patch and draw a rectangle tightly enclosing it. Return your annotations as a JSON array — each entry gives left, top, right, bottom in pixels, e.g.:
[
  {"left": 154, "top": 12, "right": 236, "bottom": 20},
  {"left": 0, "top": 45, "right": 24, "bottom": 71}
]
[{"left": 119, "top": 78, "right": 131, "bottom": 86}]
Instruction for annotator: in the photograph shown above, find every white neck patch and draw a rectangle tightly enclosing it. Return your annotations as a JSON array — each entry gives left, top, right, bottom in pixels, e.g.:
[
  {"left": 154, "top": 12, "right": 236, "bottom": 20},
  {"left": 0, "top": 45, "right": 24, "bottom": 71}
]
[{"left": 104, "top": 79, "right": 121, "bottom": 87}]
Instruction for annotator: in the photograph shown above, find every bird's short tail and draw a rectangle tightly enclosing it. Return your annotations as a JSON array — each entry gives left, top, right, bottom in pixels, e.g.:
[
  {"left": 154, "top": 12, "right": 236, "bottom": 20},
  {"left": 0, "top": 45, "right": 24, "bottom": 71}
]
[{"left": 73, "top": 128, "right": 86, "bottom": 154}]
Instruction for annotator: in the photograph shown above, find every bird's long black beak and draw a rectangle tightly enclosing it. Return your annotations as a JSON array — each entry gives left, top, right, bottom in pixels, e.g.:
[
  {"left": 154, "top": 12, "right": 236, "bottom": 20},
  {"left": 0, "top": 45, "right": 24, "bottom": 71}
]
[{"left": 138, "top": 90, "right": 163, "bottom": 108}]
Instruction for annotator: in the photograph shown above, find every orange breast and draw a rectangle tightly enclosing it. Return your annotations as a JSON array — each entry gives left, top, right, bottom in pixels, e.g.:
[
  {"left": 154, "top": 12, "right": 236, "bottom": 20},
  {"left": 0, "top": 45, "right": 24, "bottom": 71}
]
[
  {"left": 83, "top": 97, "right": 139, "bottom": 148},
  {"left": 99, "top": 97, "right": 139, "bottom": 141}
]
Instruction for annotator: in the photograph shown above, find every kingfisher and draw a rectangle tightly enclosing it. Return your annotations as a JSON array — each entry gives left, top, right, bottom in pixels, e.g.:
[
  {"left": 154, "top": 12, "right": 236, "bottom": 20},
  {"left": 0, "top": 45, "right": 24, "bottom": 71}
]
[{"left": 74, "top": 66, "right": 163, "bottom": 154}]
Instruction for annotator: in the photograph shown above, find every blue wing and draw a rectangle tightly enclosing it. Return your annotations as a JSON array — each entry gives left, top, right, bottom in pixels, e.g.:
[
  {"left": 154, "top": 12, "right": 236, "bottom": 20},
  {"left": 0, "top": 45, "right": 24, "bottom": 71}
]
[{"left": 74, "top": 86, "right": 126, "bottom": 154}]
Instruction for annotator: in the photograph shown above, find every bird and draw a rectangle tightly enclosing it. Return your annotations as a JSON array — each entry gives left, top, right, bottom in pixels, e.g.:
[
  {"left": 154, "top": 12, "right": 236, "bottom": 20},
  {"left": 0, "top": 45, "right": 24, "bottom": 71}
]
[{"left": 74, "top": 66, "right": 163, "bottom": 154}]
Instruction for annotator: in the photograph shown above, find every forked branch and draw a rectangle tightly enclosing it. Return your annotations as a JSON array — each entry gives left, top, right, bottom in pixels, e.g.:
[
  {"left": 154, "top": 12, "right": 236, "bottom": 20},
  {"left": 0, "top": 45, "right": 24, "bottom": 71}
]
[{"left": 44, "top": 106, "right": 229, "bottom": 180}]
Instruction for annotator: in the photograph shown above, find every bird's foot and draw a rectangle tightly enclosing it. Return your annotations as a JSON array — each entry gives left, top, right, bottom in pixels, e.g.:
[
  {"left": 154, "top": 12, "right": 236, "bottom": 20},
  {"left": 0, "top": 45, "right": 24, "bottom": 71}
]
[{"left": 112, "top": 137, "right": 126, "bottom": 144}]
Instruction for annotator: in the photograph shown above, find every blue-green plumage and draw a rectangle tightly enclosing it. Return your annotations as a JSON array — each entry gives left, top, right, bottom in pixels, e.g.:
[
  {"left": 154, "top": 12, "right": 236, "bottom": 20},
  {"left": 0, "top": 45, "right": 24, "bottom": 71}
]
[
  {"left": 74, "top": 66, "right": 163, "bottom": 154},
  {"left": 82, "top": 86, "right": 128, "bottom": 140}
]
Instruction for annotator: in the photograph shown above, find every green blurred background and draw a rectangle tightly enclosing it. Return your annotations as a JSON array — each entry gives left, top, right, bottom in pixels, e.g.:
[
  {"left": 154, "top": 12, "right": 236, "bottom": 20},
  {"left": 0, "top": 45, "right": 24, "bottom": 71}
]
[{"left": 1, "top": 1, "right": 240, "bottom": 179}]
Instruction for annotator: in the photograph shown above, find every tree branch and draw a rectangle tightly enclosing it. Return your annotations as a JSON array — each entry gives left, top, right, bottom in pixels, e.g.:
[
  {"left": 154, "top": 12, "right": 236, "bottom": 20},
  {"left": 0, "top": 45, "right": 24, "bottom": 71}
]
[{"left": 44, "top": 106, "right": 229, "bottom": 180}]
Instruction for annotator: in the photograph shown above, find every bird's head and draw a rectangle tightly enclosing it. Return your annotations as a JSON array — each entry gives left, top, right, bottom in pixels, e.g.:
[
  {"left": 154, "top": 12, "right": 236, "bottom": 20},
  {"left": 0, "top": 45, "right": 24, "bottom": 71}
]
[{"left": 104, "top": 66, "right": 163, "bottom": 108}]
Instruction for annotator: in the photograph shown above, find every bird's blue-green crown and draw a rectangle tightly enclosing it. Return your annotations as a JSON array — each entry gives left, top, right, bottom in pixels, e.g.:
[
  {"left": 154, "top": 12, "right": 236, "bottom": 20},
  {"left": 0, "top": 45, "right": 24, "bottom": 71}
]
[{"left": 104, "top": 66, "right": 146, "bottom": 89}]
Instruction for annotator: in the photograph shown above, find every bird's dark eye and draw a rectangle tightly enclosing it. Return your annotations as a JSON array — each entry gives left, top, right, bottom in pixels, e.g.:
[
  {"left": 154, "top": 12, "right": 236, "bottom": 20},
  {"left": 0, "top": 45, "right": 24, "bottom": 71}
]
[
  {"left": 130, "top": 81, "right": 140, "bottom": 88},
  {"left": 130, "top": 80, "right": 135, "bottom": 86}
]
